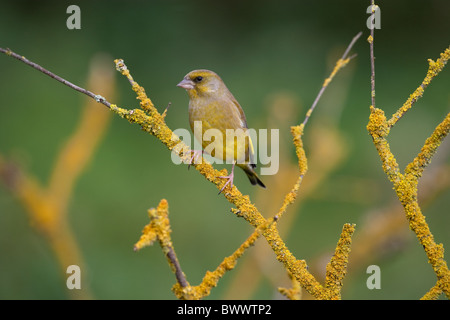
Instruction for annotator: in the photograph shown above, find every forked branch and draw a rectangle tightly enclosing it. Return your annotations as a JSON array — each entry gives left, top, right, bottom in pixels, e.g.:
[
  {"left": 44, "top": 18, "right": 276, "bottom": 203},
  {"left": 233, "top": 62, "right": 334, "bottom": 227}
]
[
  {"left": 1, "top": 33, "right": 361, "bottom": 299},
  {"left": 366, "top": 4, "right": 450, "bottom": 298}
]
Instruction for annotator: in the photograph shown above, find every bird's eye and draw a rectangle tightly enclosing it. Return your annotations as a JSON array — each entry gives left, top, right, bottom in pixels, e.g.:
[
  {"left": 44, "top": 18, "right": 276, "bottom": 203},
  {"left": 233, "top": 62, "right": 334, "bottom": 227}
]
[{"left": 194, "top": 76, "right": 203, "bottom": 82}]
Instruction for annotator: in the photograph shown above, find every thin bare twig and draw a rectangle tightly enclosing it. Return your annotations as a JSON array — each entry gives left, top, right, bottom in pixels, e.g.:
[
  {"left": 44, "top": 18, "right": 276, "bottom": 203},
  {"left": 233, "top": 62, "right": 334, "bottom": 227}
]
[
  {"left": 302, "top": 32, "right": 362, "bottom": 127},
  {"left": 369, "top": 1, "right": 376, "bottom": 108},
  {"left": 2, "top": 39, "right": 360, "bottom": 299},
  {"left": 167, "top": 247, "right": 189, "bottom": 288},
  {"left": 0, "top": 47, "right": 112, "bottom": 108}
]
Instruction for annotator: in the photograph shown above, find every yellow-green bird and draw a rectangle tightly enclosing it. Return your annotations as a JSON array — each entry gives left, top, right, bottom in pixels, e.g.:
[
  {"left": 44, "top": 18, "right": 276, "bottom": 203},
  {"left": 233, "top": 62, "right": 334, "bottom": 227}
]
[{"left": 177, "top": 69, "right": 266, "bottom": 193}]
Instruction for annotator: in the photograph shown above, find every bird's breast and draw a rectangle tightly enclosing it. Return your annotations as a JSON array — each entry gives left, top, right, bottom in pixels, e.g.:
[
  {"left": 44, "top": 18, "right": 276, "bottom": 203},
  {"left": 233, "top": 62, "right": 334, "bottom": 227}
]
[{"left": 188, "top": 100, "right": 250, "bottom": 163}]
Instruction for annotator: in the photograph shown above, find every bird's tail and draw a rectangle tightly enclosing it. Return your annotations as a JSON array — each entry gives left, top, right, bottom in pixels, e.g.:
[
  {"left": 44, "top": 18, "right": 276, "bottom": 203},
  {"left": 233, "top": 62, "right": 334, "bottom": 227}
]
[{"left": 240, "top": 164, "right": 266, "bottom": 189}]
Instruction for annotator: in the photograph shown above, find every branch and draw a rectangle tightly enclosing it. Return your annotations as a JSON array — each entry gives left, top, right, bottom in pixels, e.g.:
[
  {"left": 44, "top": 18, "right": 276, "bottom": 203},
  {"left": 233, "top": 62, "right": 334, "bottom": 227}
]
[
  {"left": 302, "top": 32, "right": 362, "bottom": 127},
  {"left": 368, "top": 1, "right": 377, "bottom": 108},
  {"left": 387, "top": 47, "right": 450, "bottom": 127},
  {"left": 421, "top": 282, "right": 443, "bottom": 300},
  {"left": 324, "top": 223, "right": 356, "bottom": 298},
  {"left": 134, "top": 199, "right": 189, "bottom": 289},
  {"left": 405, "top": 111, "right": 450, "bottom": 179},
  {"left": 136, "top": 199, "right": 277, "bottom": 299},
  {"left": 280, "top": 32, "right": 362, "bottom": 221},
  {"left": 116, "top": 49, "right": 357, "bottom": 298},
  {"left": 0, "top": 47, "right": 112, "bottom": 108},
  {"left": 2, "top": 37, "right": 360, "bottom": 299},
  {"left": 366, "top": 25, "right": 450, "bottom": 298}
]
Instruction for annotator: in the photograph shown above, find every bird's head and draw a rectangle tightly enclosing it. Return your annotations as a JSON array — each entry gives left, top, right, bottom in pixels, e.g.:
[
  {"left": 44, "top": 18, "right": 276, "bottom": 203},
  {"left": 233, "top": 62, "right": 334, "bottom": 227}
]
[{"left": 177, "top": 69, "right": 225, "bottom": 98}]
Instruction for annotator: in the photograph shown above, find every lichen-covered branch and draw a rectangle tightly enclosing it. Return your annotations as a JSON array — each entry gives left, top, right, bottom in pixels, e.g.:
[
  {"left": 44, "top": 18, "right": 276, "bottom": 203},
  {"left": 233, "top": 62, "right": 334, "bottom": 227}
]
[
  {"left": 1, "top": 35, "right": 359, "bottom": 299},
  {"left": 387, "top": 48, "right": 450, "bottom": 128},
  {"left": 117, "top": 41, "right": 359, "bottom": 298},
  {"left": 134, "top": 199, "right": 189, "bottom": 289},
  {"left": 324, "top": 223, "right": 356, "bottom": 298},
  {"left": 278, "top": 32, "right": 360, "bottom": 221},
  {"left": 367, "top": 31, "right": 450, "bottom": 298},
  {"left": 302, "top": 31, "right": 361, "bottom": 127},
  {"left": 136, "top": 199, "right": 278, "bottom": 299},
  {"left": 136, "top": 198, "right": 356, "bottom": 300},
  {"left": 405, "top": 112, "right": 450, "bottom": 179},
  {"left": 421, "top": 283, "right": 443, "bottom": 300}
]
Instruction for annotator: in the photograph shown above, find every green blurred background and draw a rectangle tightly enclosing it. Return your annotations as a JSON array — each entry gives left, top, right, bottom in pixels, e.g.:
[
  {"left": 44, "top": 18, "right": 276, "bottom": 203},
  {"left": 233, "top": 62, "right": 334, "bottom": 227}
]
[{"left": 0, "top": 0, "right": 449, "bottom": 299}]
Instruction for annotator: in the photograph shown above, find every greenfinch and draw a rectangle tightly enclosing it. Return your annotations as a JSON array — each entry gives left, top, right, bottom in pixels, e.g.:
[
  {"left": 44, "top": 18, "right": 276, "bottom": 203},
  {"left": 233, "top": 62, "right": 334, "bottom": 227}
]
[{"left": 177, "top": 69, "right": 266, "bottom": 192}]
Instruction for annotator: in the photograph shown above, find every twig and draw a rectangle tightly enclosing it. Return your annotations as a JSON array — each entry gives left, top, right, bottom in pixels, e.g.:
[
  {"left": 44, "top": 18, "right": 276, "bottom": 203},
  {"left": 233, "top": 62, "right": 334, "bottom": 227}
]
[
  {"left": 0, "top": 47, "right": 112, "bottom": 108},
  {"left": 167, "top": 247, "right": 189, "bottom": 288},
  {"left": 2, "top": 42, "right": 359, "bottom": 299},
  {"left": 342, "top": 33, "right": 363, "bottom": 61},
  {"left": 387, "top": 48, "right": 450, "bottom": 128},
  {"left": 406, "top": 111, "right": 450, "bottom": 179},
  {"left": 173, "top": 217, "right": 276, "bottom": 299},
  {"left": 162, "top": 102, "right": 171, "bottom": 119},
  {"left": 281, "top": 32, "right": 362, "bottom": 221},
  {"left": 302, "top": 31, "right": 362, "bottom": 127},
  {"left": 134, "top": 199, "right": 189, "bottom": 289},
  {"left": 421, "top": 282, "right": 443, "bottom": 300},
  {"left": 367, "top": 43, "right": 450, "bottom": 298},
  {"left": 368, "top": 1, "right": 376, "bottom": 108},
  {"left": 325, "top": 223, "right": 356, "bottom": 299}
]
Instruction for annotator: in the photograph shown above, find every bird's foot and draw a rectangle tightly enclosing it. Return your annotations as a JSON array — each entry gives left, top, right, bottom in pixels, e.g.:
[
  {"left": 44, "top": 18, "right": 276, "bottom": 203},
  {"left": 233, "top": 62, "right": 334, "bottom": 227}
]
[
  {"left": 218, "top": 164, "right": 235, "bottom": 194},
  {"left": 186, "top": 149, "right": 203, "bottom": 170}
]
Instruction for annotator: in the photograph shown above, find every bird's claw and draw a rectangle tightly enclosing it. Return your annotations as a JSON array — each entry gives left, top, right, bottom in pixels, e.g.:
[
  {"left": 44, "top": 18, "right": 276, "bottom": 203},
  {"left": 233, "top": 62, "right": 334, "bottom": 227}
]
[
  {"left": 218, "top": 173, "right": 234, "bottom": 195},
  {"left": 186, "top": 149, "right": 203, "bottom": 170},
  {"left": 218, "top": 164, "right": 236, "bottom": 195}
]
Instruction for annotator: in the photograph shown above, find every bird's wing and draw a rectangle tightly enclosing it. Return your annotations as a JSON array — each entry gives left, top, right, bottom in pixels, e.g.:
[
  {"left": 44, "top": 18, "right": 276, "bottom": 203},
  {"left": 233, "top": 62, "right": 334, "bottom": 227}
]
[
  {"left": 227, "top": 96, "right": 255, "bottom": 165},
  {"left": 230, "top": 95, "right": 248, "bottom": 129}
]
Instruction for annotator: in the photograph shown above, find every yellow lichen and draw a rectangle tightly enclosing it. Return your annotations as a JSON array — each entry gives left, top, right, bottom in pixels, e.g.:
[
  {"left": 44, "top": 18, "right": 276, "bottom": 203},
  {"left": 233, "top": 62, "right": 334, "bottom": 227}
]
[
  {"left": 115, "top": 38, "right": 358, "bottom": 299},
  {"left": 387, "top": 47, "right": 449, "bottom": 128},
  {"left": 325, "top": 223, "right": 356, "bottom": 299},
  {"left": 322, "top": 58, "right": 350, "bottom": 88},
  {"left": 367, "top": 46, "right": 450, "bottom": 299}
]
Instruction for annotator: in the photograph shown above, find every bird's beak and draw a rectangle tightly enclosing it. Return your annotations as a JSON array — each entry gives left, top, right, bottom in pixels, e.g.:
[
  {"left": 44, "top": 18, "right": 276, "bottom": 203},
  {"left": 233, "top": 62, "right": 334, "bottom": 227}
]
[{"left": 177, "top": 78, "right": 195, "bottom": 90}]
